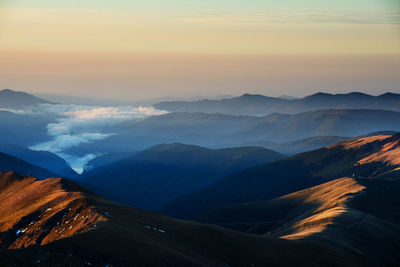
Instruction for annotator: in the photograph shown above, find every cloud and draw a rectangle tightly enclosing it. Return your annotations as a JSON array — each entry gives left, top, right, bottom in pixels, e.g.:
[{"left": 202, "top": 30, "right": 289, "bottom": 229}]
[
  {"left": 57, "top": 152, "right": 100, "bottom": 174},
  {"left": 5, "top": 103, "right": 167, "bottom": 173}
]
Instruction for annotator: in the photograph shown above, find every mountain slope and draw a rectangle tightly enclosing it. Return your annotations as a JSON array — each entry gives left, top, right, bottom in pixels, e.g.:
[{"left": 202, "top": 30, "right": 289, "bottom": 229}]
[
  {"left": 83, "top": 151, "right": 136, "bottom": 172},
  {"left": 0, "top": 110, "right": 52, "bottom": 146},
  {"left": 81, "top": 143, "right": 284, "bottom": 211},
  {"left": 154, "top": 92, "right": 400, "bottom": 116},
  {"left": 199, "top": 175, "right": 400, "bottom": 265},
  {"left": 0, "top": 152, "right": 60, "bottom": 179},
  {"left": 0, "top": 171, "right": 105, "bottom": 249},
  {"left": 0, "top": 144, "right": 78, "bottom": 178},
  {"left": 0, "top": 171, "right": 368, "bottom": 266},
  {"left": 0, "top": 89, "right": 52, "bottom": 107},
  {"left": 162, "top": 134, "right": 400, "bottom": 219}
]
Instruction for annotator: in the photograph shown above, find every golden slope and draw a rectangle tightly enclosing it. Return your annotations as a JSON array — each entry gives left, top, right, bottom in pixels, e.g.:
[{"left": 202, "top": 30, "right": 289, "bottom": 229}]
[
  {"left": 276, "top": 177, "right": 365, "bottom": 239},
  {"left": 0, "top": 171, "right": 106, "bottom": 249},
  {"left": 330, "top": 134, "right": 400, "bottom": 166}
]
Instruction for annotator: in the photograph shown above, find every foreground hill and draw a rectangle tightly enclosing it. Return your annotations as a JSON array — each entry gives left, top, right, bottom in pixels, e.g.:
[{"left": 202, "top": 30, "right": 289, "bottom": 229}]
[
  {"left": 162, "top": 134, "right": 400, "bottom": 219},
  {"left": 199, "top": 175, "right": 400, "bottom": 265},
  {"left": 81, "top": 143, "right": 284, "bottom": 211},
  {"left": 0, "top": 171, "right": 368, "bottom": 266},
  {"left": 0, "top": 89, "right": 52, "bottom": 108},
  {"left": 154, "top": 92, "right": 400, "bottom": 116},
  {"left": 0, "top": 144, "right": 78, "bottom": 178}
]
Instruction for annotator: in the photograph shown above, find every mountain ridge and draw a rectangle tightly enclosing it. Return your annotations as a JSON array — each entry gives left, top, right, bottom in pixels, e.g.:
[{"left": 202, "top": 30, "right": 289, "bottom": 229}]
[
  {"left": 154, "top": 91, "right": 400, "bottom": 116},
  {"left": 162, "top": 134, "right": 400, "bottom": 219},
  {"left": 0, "top": 89, "right": 53, "bottom": 107},
  {"left": 81, "top": 143, "right": 284, "bottom": 211}
]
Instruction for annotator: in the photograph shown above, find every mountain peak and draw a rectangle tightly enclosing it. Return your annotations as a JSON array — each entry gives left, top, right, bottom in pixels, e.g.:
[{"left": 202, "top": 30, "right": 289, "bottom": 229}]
[
  {"left": 0, "top": 88, "right": 52, "bottom": 107},
  {"left": 240, "top": 93, "right": 266, "bottom": 98}
]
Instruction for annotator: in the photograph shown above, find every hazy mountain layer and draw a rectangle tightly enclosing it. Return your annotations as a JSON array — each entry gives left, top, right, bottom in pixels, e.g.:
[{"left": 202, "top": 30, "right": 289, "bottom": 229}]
[
  {"left": 0, "top": 110, "right": 53, "bottom": 147},
  {"left": 68, "top": 109, "right": 400, "bottom": 156},
  {"left": 0, "top": 89, "right": 52, "bottom": 108},
  {"left": 154, "top": 92, "right": 400, "bottom": 116}
]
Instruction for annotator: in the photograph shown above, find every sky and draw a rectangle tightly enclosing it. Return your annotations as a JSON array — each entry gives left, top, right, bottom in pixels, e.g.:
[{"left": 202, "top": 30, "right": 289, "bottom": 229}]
[{"left": 0, "top": 0, "right": 399, "bottom": 99}]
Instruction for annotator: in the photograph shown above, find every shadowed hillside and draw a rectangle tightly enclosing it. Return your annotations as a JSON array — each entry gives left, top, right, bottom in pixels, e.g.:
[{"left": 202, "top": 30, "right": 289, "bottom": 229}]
[
  {"left": 162, "top": 134, "right": 400, "bottom": 219},
  {"left": 81, "top": 143, "right": 284, "bottom": 210},
  {"left": 199, "top": 175, "right": 400, "bottom": 265},
  {"left": 0, "top": 152, "right": 60, "bottom": 179},
  {"left": 0, "top": 145, "right": 78, "bottom": 178}
]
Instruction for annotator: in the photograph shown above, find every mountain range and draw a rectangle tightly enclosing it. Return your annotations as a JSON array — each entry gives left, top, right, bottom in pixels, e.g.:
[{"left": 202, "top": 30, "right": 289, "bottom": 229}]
[
  {"left": 0, "top": 131, "right": 399, "bottom": 265},
  {"left": 70, "top": 109, "right": 400, "bottom": 155},
  {"left": 154, "top": 92, "right": 400, "bottom": 116},
  {"left": 162, "top": 134, "right": 400, "bottom": 219}
]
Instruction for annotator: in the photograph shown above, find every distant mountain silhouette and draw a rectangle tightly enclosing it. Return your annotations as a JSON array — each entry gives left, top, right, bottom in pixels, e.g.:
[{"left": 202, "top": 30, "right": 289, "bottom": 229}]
[
  {"left": 162, "top": 134, "right": 400, "bottom": 219},
  {"left": 154, "top": 93, "right": 289, "bottom": 115},
  {"left": 81, "top": 143, "right": 284, "bottom": 210},
  {"left": 154, "top": 92, "right": 400, "bottom": 115},
  {"left": 0, "top": 144, "right": 78, "bottom": 178},
  {"left": 0, "top": 89, "right": 52, "bottom": 107}
]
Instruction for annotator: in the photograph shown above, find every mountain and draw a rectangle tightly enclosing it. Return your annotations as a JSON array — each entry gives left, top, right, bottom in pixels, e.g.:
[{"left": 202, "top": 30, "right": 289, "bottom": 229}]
[
  {"left": 198, "top": 174, "right": 400, "bottom": 265},
  {"left": 240, "top": 136, "right": 350, "bottom": 155},
  {"left": 0, "top": 152, "right": 59, "bottom": 179},
  {"left": 235, "top": 109, "right": 400, "bottom": 143},
  {"left": 278, "top": 95, "right": 298, "bottom": 100},
  {"left": 0, "top": 171, "right": 368, "bottom": 266},
  {"left": 0, "top": 144, "right": 78, "bottom": 178},
  {"left": 81, "top": 143, "right": 284, "bottom": 211},
  {"left": 154, "top": 92, "right": 400, "bottom": 116},
  {"left": 83, "top": 151, "right": 136, "bottom": 172},
  {"left": 282, "top": 92, "right": 400, "bottom": 114},
  {"left": 0, "top": 89, "right": 52, "bottom": 107},
  {"left": 67, "top": 109, "right": 400, "bottom": 155},
  {"left": 162, "top": 134, "right": 400, "bottom": 219},
  {"left": 66, "top": 112, "right": 261, "bottom": 154},
  {"left": 154, "top": 93, "right": 289, "bottom": 116},
  {"left": 0, "top": 110, "right": 52, "bottom": 146}
]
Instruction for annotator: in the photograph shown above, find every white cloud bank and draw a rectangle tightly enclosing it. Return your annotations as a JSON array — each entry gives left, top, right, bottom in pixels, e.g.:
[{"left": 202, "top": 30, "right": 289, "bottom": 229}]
[{"left": 6, "top": 104, "right": 167, "bottom": 173}]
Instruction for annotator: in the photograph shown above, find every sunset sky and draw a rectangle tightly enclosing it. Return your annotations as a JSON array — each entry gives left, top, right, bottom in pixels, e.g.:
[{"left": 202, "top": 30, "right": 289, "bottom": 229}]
[{"left": 0, "top": 0, "right": 399, "bottom": 99}]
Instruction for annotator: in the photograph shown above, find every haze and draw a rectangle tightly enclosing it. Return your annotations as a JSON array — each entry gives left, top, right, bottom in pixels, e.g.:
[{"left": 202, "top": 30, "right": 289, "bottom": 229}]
[{"left": 0, "top": 0, "right": 399, "bottom": 99}]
